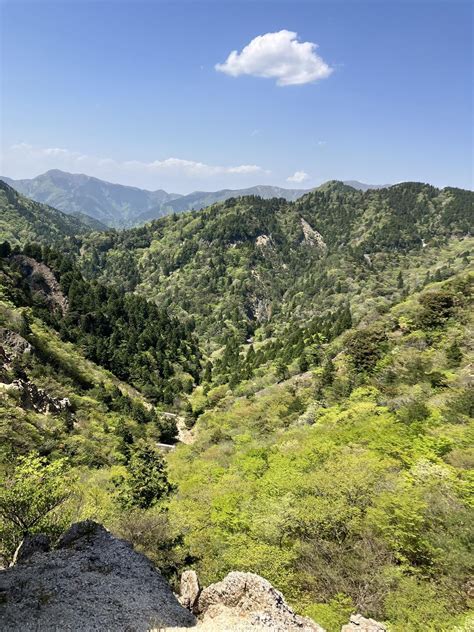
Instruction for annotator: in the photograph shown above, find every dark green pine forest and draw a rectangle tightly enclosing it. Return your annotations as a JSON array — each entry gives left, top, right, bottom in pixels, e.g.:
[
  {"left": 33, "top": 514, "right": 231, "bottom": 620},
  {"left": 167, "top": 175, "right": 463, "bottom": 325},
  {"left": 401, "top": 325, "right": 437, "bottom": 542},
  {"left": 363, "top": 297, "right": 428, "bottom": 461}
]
[{"left": 0, "top": 179, "right": 473, "bottom": 631}]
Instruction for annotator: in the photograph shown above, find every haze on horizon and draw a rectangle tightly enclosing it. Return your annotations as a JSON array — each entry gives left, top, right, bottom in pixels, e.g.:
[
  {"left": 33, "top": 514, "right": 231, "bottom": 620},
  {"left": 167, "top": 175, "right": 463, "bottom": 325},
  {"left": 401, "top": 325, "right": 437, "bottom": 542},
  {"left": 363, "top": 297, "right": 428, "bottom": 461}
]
[{"left": 1, "top": 1, "right": 472, "bottom": 193}]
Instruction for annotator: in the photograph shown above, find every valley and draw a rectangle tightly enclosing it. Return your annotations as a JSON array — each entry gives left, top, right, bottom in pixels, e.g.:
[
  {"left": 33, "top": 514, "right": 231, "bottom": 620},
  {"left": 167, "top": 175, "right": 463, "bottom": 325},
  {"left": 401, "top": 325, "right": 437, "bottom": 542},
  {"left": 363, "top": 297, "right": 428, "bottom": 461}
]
[{"left": 0, "top": 178, "right": 472, "bottom": 631}]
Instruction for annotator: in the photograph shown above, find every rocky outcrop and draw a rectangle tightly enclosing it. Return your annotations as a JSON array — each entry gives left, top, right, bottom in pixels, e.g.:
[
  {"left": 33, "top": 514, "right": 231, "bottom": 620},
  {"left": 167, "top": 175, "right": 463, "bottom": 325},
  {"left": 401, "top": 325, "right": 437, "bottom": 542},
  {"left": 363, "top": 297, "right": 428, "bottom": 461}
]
[
  {"left": 300, "top": 217, "right": 327, "bottom": 251},
  {"left": 256, "top": 234, "right": 272, "bottom": 248},
  {"left": 192, "top": 571, "right": 325, "bottom": 631},
  {"left": 0, "top": 520, "right": 386, "bottom": 632},
  {"left": 341, "top": 614, "right": 387, "bottom": 632},
  {"left": 12, "top": 255, "right": 68, "bottom": 314},
  {"left": 0, "top": 328, "right": 71, "bottom": 418},
  {"left": 9, "top": 378, "right": 72, "bottom": 416},
  {"left": 0, "top": 329, "right": 72, "bottom": 418},
  {"left": 0, "top": 328, "right": 33, "bottom": 360},
  {"left": 249, "top": 296, "right": 272, "bottom": 322},
  {"left": 0, "top": 521, "right": 196, "bottom": 631},
  {"left": 175, "top": 571, "right": 388, "bottom": 632}
]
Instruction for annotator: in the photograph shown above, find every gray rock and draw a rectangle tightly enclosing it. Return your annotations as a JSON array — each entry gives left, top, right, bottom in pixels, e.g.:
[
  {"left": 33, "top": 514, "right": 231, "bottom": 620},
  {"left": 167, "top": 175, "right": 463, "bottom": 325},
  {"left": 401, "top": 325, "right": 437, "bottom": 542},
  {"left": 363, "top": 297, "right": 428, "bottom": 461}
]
[
  {"left": 11, "top": 534, "right": 51, "bottom": 565},
  {"left": 179, "top": 569, "right": 201, "bottom": 612},
  {"left": 12, "top": 255, "right": 69, "bottom": 315},
  {"left": 10, "top": 378, "right": 72, "bottom": 416},
  {"left": 0, "top": 520, "right": 196, "bottom": 631},
  {"left": 197, "top": 571, "right": 325, "bottom": 631},
  {"left": 341, "top": 613, "right": 387, "bottom": 632},
  {"left": 300, "top": 217, "right": 327, "bottom": 251},
  {"left": 0, "top": 328, "right": 33, "bottom": 360}
]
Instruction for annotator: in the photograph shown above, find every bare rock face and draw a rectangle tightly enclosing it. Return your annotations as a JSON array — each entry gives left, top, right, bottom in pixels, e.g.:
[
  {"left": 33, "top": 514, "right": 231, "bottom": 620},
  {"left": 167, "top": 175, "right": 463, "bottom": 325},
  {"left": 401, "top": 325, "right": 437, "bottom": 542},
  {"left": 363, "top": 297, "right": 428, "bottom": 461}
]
[
  {"left": 300, "top": 217, "right": 327, "bottom": 251},
  {"left": 196, "top": 571, "right": 325, "bottom": 631},
  {"left": 0, "top": 521, "right": 196, "bottom": 631},
  {"left": 341, "top": 613, "right": 387, "bottom": 632},
  {"left": 0, "top": 328, "right": 33, "bottom": 360},
  {"left": 12, "top": 255, "right": 68, "bottom": 315}
]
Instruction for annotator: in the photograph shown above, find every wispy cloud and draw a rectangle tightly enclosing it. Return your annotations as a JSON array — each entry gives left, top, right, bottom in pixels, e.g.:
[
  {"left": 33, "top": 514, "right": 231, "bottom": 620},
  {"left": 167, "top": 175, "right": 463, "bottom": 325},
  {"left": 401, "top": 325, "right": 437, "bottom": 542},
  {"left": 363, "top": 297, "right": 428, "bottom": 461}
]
[
  {"left": 287, "top": 170, "right": 309, "bottom": 183},
  {"left": 6, "top": 143, "right": 267, "bottom": 178},
  {"left": 216, "top": 30, "right": 333, "bottom": 86}
]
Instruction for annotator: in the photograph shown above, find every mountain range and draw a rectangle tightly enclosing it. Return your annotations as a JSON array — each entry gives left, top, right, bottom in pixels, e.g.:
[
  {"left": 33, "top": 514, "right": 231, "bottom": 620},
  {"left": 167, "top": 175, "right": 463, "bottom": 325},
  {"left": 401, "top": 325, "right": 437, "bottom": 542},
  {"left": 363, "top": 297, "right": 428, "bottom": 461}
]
[{"left": 1, "top": 170, "right": 390, "bottom": 228}]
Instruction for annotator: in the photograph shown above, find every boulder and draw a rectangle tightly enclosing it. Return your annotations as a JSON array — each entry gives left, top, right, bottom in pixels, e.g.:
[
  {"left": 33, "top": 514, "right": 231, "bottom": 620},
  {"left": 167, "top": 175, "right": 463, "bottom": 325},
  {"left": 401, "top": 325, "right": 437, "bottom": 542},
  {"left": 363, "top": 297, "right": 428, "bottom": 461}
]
[
  {"left": 179, "top": 569, "right": 201, "bottom": 612},
  {"left": 197, "top": 571, "right": 325, "bottom": 631}
]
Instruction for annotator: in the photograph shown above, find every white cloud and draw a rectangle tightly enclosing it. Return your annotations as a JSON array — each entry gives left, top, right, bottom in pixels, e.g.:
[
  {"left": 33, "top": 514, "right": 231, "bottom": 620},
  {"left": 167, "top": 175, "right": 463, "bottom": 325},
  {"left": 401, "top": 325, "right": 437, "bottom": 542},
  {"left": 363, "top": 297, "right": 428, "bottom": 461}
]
[
  {"left": 287, "top": 170, "right": 309, "bottom": 183},
  {"left": 6, "top": 143, "right": 266, "bottom": 178},
  {"left": 123, "top": 156, "right": 264, "bottom": 176},
  {"left": 215, "top": 30, "right": 333, "bottom": 86}
]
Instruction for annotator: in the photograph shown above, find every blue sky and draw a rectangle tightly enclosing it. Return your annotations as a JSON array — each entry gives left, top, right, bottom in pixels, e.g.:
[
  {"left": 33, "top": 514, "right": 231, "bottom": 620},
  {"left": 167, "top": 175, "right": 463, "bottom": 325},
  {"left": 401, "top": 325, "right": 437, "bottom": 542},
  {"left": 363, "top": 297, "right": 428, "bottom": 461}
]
[{"left": 1, "top": 0, "right": 472, "bottom": 192}]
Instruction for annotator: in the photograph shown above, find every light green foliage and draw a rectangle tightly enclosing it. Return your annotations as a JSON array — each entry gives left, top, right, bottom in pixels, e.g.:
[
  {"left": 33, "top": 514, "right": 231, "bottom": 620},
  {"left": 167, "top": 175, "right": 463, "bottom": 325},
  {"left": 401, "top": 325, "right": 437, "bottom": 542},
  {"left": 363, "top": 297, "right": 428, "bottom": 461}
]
[
  {"left": 0, "top": 453, "right": 75, "bottom": 562},
  {"left": 303, "top": 594, "right": 354, "bottom": 632},
  {"left": 384, "top": 576, "right": 455, "bottom": 631},
  {"left": 166, "top": 273, "right": 474, "bottom": 630}
]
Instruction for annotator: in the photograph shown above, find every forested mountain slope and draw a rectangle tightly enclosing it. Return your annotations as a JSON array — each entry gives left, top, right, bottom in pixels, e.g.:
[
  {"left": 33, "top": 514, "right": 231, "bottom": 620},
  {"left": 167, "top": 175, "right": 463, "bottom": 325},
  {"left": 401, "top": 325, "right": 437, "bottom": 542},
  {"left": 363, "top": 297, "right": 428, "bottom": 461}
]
[
  {"left": 0, "top": 245, "right": 201, "bottom": 405},
  {"left": 166, "top": 271, "right": 474, "bottom": 631},
  {"left": 0, "top": 247, "right": 198, "bottom": 463},
  {"left": 3, "top": 169, "right": 389, "bottom": 227},
  {"left": 1, "top": 170, "right": 181, "bottom": 228},
  {"left": 79, "top": 183, "right": 473, "bottom": 372},
  {"left": 0, "top": 180, "right": 102, "bottom": 245}
]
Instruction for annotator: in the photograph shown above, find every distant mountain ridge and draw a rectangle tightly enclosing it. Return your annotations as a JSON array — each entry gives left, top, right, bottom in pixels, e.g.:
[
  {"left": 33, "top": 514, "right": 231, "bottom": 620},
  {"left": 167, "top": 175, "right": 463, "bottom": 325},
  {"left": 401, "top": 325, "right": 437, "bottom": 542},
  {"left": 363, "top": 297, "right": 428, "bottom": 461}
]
[
  {"left": 134, "top": 184, "right": 313, "bottom": 224},
  {"left": 0, "top": 179, "right": 104, "bottom": 245},
  {"left": 0, "top": 170, "right": 181, "bottom": 228},
  {"left": 2, "top": 170, "right": 391, "bottom": 228}
]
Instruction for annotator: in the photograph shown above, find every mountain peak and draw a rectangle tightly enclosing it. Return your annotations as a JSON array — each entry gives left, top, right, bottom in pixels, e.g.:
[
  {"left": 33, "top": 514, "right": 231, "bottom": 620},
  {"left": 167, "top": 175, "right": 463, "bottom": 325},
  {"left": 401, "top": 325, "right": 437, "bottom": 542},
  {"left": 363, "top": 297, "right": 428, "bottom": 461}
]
[{"left": 317, "top": 180, "right": 358, "bottom": 193}]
